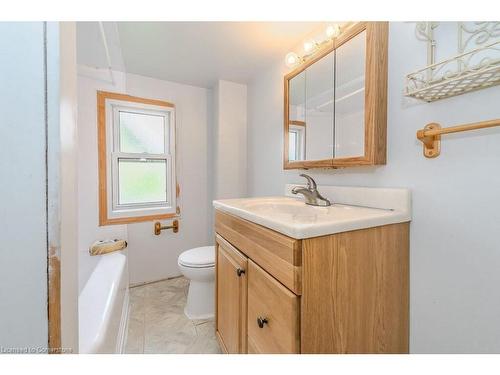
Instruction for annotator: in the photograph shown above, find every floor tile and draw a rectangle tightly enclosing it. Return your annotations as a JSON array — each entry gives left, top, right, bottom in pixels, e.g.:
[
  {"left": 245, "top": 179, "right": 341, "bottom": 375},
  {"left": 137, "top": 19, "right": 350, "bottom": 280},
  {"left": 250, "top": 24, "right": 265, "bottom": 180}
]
[
  {"left": 125, "top": 277, "right": 221, "bottom": 354},
  {"left": 124, "top": 316, "right": 145, "bottom": 354}
]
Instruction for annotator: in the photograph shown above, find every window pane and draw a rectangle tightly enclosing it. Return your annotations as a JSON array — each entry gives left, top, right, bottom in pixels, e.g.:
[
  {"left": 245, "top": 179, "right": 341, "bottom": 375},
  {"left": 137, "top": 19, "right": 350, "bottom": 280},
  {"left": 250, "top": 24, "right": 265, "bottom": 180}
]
[
  {"left": 289, "top": 131, "right": 297, "bottom": 161},
  {"left": 118, "top": 159, "right": 167, "bottom": 205},
  {"left": 119, "top": 111, "right": 166, "bottom": 154}
]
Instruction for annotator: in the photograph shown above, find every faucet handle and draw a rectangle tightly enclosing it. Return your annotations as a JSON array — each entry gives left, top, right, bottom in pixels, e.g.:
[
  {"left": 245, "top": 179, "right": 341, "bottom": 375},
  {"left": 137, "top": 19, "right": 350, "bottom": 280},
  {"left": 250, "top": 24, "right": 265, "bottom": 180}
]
[{"left": 299, "top": 174, "right": 317, "bottom": 190}]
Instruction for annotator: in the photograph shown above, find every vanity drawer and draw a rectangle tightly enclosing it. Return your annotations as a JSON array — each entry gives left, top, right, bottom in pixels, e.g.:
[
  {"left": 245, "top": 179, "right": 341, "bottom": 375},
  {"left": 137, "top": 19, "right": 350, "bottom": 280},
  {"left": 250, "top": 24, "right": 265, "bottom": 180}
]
[
  {"left": 215, "top": 210, "right": 302, "bottom": 294},
  {"left": 247, "top": 260, "right": 300, "bottom": 354}
]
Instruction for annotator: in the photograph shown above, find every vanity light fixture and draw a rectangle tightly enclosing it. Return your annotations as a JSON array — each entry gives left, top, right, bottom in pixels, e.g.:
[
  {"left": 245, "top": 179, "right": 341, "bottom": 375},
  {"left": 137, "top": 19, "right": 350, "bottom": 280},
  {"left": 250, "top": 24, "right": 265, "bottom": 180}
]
[
  {"left": 285, "top": 52, "right": 301, "bottom": 68},
  {"left": 303, "top": 40, "right": 315, "bottom": 53},
  {"left": 284, "top": 23, "right": 345, "bottom": 68},
  {"left": 326, "top": 24, "right": 341, "bottom": 38}
]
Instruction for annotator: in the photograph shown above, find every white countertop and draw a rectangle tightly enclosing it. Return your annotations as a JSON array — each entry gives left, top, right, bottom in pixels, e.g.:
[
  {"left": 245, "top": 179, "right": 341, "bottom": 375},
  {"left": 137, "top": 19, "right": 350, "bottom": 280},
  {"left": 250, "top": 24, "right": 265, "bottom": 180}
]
[{"left": 213, "top": 186, "right": 411, "bottom": 239}]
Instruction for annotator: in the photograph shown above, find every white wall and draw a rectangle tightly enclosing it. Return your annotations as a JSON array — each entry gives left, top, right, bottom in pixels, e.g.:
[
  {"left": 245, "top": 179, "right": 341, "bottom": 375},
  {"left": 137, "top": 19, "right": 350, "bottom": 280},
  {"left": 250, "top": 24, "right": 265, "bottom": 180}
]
[
  {"left": 0, "top": 22, "right": 49, "bottom": 349},
  {"left": 58, "top": 22, "right": 80, "bottom": 351},
  {"left": 77, "top": 69, "right": 211, "bottom": 286},
  {"left": 77, "top": 67, "right": 128, "bottom": 292},
  {"left": 207, "top": 80, "right": 248, "bottom": 237},
  {"left": 247, "top": 22, "right": 500, "bottom": 353},
  {"left": 125, "top": 73, "right": 211, "bottom": 285},
  {"left": 0, "top": 21, "right": 80, "bottom": 353},
  {"left": 213, "top": 80, "right": 248, "bottom": 199}
]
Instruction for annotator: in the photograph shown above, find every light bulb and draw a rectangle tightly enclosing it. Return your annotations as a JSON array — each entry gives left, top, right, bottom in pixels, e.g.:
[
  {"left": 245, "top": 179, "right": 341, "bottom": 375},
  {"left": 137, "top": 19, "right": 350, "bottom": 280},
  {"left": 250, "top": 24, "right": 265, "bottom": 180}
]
[
  {"left": 285, "top": 52, "right": 299, "bottom": 68},
  {"left": 326, "top": 24, "right": 341, "bottom": 38},
  {"left": 303, "top": 41, "right": 315, "bottom": 53}
]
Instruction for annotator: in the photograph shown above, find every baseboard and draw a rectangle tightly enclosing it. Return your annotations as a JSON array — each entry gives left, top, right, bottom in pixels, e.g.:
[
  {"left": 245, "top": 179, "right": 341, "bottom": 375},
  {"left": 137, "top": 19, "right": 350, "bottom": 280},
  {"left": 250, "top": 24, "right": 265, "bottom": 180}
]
[{"left": 129, "top": 275, "right": 183, "bottom": 289}]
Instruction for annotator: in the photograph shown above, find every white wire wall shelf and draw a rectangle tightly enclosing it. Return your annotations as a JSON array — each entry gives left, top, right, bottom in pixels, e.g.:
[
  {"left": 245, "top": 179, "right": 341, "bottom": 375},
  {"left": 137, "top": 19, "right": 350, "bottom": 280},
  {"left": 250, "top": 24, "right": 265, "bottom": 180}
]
[{"left": 405, "top": 22, "right": 500, "bottom": 102}]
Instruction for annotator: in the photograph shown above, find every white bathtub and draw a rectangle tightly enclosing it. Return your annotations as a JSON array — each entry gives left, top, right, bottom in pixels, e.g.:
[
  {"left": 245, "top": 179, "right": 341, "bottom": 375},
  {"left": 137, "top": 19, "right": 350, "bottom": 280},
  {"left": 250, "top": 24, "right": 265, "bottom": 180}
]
[{"left": 79, "top": 252, "right": 129, "bottom": 353}]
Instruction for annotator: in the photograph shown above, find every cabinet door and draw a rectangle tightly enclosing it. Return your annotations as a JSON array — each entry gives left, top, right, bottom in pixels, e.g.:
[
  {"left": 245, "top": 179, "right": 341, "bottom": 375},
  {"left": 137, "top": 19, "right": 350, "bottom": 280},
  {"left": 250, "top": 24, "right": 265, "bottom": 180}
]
[
  {"left": 283, "top": 22, "right": 388, "bottom": 169},
  {"left": 215, "top": 235, "right": 248, "bottom": 354},
  {"left": 334, "top": 29, "right": 366, "bottom": 158},
  {"left": 247, "top": 260, "right": 300, "bottom": 354}
]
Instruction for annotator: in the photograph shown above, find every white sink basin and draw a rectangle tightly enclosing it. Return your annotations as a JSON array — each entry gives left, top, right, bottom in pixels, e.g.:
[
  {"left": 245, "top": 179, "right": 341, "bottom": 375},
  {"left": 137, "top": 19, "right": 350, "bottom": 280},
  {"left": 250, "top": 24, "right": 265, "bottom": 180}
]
[{"left": 213, "top": 186, "right": 411, "bottom": 239}]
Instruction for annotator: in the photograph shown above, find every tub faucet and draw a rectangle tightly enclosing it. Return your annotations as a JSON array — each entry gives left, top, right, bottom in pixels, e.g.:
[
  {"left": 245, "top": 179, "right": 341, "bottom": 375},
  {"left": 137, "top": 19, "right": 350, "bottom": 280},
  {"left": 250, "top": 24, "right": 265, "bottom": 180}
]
[{"left": 291, "top": 174, "right": 331, "bottom": 207}]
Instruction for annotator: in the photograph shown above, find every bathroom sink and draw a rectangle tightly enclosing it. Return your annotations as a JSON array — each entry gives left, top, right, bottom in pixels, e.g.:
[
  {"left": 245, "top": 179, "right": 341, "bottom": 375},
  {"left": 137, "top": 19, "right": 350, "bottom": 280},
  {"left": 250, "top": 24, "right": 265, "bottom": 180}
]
[
  {"left": 213, "top": 186, "right": 411, "bottom": 239},
  {"left": 237, "top": 197, "right": 319, "bottom": 215}
]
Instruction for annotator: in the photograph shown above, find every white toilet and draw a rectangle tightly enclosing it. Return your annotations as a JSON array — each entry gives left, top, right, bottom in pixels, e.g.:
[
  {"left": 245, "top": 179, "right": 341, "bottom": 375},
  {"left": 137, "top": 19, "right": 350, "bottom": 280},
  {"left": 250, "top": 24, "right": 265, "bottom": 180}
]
[{"left": 177, "top": 246, "right": 215, "bottom": 320}]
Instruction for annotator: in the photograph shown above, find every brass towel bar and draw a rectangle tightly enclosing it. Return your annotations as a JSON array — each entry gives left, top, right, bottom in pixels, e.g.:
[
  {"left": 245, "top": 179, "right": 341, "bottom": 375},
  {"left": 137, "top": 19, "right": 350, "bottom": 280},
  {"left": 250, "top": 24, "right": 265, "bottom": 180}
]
[
  {"left": 154, "top": 220, "right": 179, "bottom": 235},
  {"left": 417, "top": 118, "right": 500, "bottom": 158}
]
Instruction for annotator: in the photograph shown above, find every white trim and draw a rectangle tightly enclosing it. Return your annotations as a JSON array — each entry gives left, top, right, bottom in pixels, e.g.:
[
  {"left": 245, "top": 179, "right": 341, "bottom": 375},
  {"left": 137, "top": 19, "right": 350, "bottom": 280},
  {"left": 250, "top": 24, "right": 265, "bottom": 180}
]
[
  {"left": 98, "top": 21, "right": 115, "bottom": 86},
  {"left": 104, "top": 98, "right": 177, "bottom": 220},
  {"left": 289, "top": 124, "right": 306, "bottom": 161},
  {"left": 117, "top": 289, "right": 129, "bottom": 354}
]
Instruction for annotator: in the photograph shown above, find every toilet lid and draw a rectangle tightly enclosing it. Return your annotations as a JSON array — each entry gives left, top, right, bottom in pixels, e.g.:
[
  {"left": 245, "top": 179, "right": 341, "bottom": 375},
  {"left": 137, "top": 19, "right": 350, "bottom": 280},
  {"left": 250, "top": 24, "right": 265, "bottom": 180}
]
[{"left": 178, "top": 246, "right": 215, "bottom": 268}]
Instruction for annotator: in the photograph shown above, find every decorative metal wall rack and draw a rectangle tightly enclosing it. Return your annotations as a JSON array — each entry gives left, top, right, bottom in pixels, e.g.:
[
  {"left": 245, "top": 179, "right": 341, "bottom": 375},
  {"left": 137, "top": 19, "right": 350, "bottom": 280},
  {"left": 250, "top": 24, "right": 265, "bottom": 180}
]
[{"left": 406, "top": 22, "right": 500, "bottom": 102}]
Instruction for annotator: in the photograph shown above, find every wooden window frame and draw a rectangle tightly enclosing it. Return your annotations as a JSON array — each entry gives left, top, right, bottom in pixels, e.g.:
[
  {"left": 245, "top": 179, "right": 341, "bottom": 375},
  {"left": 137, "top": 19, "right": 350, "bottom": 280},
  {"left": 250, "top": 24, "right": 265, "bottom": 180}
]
[{"left": 97, "top": 91, "right": 179, "bottom": 226}]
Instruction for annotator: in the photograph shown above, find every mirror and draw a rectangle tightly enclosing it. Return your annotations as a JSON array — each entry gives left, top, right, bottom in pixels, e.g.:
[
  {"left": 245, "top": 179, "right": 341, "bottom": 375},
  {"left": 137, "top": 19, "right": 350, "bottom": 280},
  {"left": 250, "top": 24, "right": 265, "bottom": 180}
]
[
  {"left": 288, "top": 51, "right": 334, "bottom": 162},
  {"left": 288, "top": 70, "right": 306, "bottom": 161},
  {"left": 334, "top": 30, "right": 366, "bottom": 158},
  {"left": 284, "top": 22, "right": 388, "bottom": 169}
]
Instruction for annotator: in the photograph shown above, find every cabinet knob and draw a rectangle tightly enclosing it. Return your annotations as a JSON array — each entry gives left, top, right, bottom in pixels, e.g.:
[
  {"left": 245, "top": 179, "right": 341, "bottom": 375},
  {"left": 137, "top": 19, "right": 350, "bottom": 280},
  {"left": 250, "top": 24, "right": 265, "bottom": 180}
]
[
  {"left": 257, "top": 317, "right": 268, "bottom": 328},
  {"left": 236, "top": 268, "right": 245, "bottom": 277}
]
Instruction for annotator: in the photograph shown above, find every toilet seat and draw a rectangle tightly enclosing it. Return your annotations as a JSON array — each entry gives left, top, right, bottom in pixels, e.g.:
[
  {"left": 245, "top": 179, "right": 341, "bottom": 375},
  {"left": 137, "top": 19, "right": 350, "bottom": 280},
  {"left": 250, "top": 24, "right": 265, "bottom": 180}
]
[{"left": 178, "top": 246, "right": 215, "bottom": 268}]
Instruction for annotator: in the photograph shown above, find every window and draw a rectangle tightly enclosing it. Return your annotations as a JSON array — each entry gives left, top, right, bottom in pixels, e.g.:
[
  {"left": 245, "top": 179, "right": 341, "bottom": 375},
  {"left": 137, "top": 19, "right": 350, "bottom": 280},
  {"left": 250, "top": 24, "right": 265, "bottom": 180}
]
[
  {"left": 288, "top": 124, "right": 305, "bottom": 161},
  {"left": 98, "top": 91, "right": 177, "bottom": 225}
]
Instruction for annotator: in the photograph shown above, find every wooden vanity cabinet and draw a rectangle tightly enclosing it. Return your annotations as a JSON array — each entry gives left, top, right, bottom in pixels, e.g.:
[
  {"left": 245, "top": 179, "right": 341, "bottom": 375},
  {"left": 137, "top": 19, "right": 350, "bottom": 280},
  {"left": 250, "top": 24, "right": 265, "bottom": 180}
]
[
  {"left": 215, "top": 210, "right": 409, "bottom": 354},
  {"left": 215, "top": 235, "right": 247, "bottom": 354},
  {"left": 247, "top": 260, "right": 300, "bottom": 353}
]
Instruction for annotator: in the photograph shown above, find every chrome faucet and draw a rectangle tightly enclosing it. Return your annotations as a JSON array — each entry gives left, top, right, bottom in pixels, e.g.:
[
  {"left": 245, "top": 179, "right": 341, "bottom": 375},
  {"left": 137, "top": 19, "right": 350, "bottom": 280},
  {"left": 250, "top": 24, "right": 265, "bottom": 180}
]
[{"left": 291, "top": 174, "right": 331, "bottom": 207}]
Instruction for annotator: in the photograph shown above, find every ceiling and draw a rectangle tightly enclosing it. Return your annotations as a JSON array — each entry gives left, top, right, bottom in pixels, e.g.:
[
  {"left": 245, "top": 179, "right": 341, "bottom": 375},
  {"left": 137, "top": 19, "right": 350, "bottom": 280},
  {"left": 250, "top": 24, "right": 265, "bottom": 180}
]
[
  {"left": 76, "top": 22, "right": 326, "bottom": 88},
  {"left": 77, "top": 22, "right": 126, "bottom": 72}
]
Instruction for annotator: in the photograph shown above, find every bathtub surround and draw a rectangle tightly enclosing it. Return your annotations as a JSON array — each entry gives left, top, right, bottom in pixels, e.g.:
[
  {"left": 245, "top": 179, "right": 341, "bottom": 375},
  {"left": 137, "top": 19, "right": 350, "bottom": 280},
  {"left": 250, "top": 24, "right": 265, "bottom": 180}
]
[{"left": 247, "top": 22, "right": 500, "bottom": 353}]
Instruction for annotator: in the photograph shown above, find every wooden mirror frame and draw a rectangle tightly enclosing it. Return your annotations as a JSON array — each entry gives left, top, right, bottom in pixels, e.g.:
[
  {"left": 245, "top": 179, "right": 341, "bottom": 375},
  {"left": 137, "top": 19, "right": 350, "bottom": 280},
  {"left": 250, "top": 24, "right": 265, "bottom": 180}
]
[{"left": 283, "top": 22, "right": 388, "bottom": 169}]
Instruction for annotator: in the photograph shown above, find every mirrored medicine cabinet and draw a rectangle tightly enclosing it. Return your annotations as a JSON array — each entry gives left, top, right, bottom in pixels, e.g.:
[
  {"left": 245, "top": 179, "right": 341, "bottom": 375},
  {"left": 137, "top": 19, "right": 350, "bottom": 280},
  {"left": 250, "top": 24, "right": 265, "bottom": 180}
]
[{"left": 284, "top": 22, "right": 389, "bottom": 169}]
